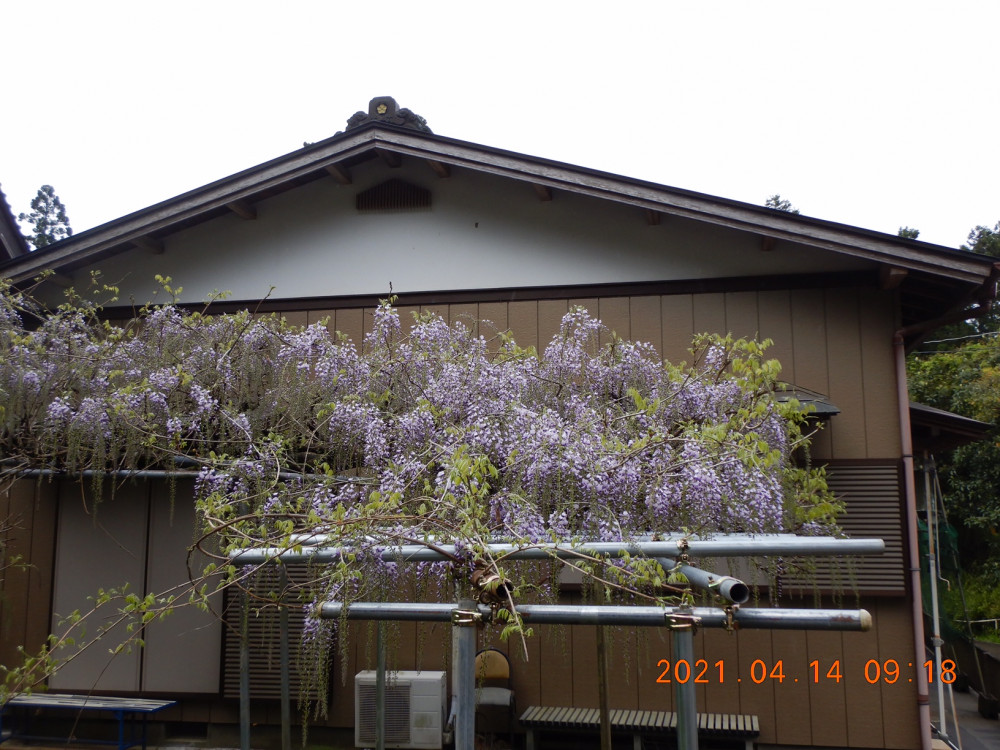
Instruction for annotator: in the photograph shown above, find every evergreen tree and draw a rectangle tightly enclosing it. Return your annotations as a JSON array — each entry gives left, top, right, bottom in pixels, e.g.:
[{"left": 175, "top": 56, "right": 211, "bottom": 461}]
[
  {"left": 18, "top": 185, "right": 72, "bottom": 249},
  {"left": 898, "top": 226, "right": 920, "bottom": 239},
  {"left": 764, "top": 194, "right": 799, "bottom": 213}
]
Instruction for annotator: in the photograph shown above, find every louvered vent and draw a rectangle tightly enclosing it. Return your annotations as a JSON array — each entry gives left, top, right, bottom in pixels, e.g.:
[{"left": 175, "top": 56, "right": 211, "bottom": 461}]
[
  {"left": 787, "top": 462, "right": 906, "bottom": 594},
  {"left": 357, "top": 682, "right": 412, "bottom": 745},
  {"left": 356, "top": 179, "right": 431, "bottom": 213},
  {"left": 222, "top": 567, "right": 328, "bottom": 699}
]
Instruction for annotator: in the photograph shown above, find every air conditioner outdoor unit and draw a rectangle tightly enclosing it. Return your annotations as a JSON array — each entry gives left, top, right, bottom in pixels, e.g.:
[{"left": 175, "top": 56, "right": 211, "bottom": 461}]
[{"left": 355, "top": 670, "right": 447, "bottom": 749}]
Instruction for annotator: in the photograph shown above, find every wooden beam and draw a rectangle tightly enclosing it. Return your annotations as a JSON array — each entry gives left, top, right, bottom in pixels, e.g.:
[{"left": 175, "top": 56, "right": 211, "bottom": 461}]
[
  {"left": 534, "top": 184, "right": 553, "bottom": 202},
  {"left": 644, "top": 209, "right": 661, "bottom": 226},
  {"left": 226, "top": 199, "right": 257, "bottom": 220},
  {"left": 879, "top": 265, "right": 909, "bottom": 290},
  {"left": 324, "top": 163, "right": 352, "bottom": 185},
  {"left": 426, "top": 159, "right": 451, "bottom": 178},
  {"left": 377, "top": 148, "right": 402, "bottom": 168},
  {"left": 132, "top": 236, "right": 164, "bottom": 254}
]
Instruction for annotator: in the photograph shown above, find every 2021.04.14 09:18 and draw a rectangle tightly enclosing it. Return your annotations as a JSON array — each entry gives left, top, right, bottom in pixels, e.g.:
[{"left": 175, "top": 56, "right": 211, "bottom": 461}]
[{"left": 654, "top": 658, "right": 958, "bottom": 685}]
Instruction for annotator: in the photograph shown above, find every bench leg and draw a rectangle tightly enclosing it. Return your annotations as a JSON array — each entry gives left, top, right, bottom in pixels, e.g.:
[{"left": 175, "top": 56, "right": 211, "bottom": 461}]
[
  {"left": 526, "top": 728, "right": 536, "bottom": 750},
  {"left": 633, "top": 733, "right": 642, "bottom": 750}
]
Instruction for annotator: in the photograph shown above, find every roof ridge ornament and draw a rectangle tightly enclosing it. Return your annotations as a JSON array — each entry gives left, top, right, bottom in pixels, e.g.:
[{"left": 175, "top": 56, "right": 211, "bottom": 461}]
[{"left": 345, "top": 96, "right": 432, "bottom": 133}]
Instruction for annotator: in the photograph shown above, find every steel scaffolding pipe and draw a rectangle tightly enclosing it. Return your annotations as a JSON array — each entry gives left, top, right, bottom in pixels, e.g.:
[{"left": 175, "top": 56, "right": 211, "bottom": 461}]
[
  {"left": 659, "top": 558, "right": 751, "bottom": 605},
  {"left": 232, "top": 535, "right": 884, "bottom": 565},
  {"left": 317, "top": 601, "right": 872, "bottom": 632}
]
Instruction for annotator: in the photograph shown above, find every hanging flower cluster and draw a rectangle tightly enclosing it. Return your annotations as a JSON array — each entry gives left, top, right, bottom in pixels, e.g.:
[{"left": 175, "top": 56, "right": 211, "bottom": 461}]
[{"left": 0, "top": 280, "right": 839, "bottom": 631}]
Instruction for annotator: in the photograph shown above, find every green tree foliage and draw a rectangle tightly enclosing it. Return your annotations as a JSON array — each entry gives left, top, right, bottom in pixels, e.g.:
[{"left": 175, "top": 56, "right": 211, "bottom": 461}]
[
  {"left": 898, "top": 226, "right": 920, "bottom": 239},
  {"left": 764, "top": 194, "right": 799, "bottom": 214},
  {"left": 908, "top": 341, "right": 1000, "bottom": 576},
  {"left": 962, "top": 221, "right": 1000, "bottom": 257},
  {"left": 18, "top": 185, "right": 72, "bottom": 250}
]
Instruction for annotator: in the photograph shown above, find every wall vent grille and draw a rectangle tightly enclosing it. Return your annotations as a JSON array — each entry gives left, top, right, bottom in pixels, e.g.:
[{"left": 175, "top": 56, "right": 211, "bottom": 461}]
[{"left": 356, "top": 179, "right": 431, "bottom": 213}]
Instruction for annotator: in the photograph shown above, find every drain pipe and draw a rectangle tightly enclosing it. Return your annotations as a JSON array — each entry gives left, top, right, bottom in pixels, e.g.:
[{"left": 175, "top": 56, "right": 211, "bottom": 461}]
[{"left": 894, "top": 331, "right": 932, "bottom": 750}]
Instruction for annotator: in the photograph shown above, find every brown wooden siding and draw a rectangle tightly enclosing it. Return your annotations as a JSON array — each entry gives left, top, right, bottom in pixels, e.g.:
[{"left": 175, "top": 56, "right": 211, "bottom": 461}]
[
  {"left": 3, "top": 286, "right": 916, "bottom": 747},
  {"left": 0, "top": 480, "right": 58, "bottom": 681}
]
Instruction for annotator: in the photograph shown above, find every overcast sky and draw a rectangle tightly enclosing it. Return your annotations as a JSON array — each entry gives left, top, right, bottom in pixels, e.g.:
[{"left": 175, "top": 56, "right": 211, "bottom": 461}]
[{"left": 2, "top": 1, "right": 997, "bottom": 249}]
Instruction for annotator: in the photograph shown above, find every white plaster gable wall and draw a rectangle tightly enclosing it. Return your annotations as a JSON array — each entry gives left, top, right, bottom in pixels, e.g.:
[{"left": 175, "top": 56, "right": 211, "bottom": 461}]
[{"left": 86, "top": 159, "right": 870, "bottom": 305}]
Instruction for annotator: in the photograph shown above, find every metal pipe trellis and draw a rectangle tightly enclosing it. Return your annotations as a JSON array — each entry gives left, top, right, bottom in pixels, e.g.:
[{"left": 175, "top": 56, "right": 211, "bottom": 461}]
[{"left": 229, "top": 533, "right": 882, "bottom": 750}]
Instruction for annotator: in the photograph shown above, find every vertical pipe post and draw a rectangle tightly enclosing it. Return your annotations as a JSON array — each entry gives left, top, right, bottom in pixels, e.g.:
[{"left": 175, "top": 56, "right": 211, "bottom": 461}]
[
  {"left": 673, "top": 625, "right": 698, "bottom": 750},
  {"left": 376, "top": 622, "right": 386, "bottom": 750},
  {"left": 279, "top": 566, "right": 292, "bottom": 750},
  {"left": 894, "top": 333, "right": 933, "bottom": 750},
  {"left": 239, "top": 587, "right": 251, "bottom": 750},
  {"left": 924, "top": 455, "right": 947, "bottom": 740},
  {"left": 596, "top": 626, "right": 612, "bottom": 750},
  {"left": 452, "top": 599, "right": 478, "bottom": 750}
]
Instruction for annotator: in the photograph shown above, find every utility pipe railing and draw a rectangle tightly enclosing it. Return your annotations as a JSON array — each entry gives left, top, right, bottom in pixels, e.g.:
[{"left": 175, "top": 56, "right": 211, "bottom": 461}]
[
  {"left": 231, "top": 535, "right": 885, "bottom": 564},
  {"left": 316, "top": 601, "right": 873, "bottom": 631}
]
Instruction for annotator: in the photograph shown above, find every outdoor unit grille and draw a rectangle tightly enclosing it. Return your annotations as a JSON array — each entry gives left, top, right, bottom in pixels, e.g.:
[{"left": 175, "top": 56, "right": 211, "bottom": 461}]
[
  {"left": 786, "top": 461, "right": 906, "bottom": 594},
  {"left": 355, "top": 670, "right": 447, "bottom": 749}
]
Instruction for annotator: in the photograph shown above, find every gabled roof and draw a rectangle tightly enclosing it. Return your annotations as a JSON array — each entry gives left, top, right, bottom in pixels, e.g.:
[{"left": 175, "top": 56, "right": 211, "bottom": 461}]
[
  {"left": 0, "top": 184, "right": 28, "bottom": 261},
  {"left": 909, "top": 402, "right": 992, "bottom": 453},
  {"left": 2, "top": 98, "right": 996, "bottom": 336}
]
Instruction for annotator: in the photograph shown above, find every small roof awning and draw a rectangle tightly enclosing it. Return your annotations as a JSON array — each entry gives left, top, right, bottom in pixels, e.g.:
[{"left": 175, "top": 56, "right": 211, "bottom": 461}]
[
  {"left": 910, "top": 402, "right": 993, "bottom": 453},
  {"left": 776, "top": 385, "right": 841, "bottom": 418}
]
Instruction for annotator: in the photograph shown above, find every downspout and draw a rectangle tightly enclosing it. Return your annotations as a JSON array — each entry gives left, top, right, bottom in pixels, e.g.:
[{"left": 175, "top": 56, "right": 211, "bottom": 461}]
[{"left": 894, "top": 331, "right": 932, "bottom": 750}]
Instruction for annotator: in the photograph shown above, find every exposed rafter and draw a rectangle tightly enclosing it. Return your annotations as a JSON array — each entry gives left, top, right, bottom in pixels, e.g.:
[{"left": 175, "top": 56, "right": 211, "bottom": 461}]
[
  {"left": 761, "top": 236, "right": 776, "bottom": 252},
  {"left": 879, "top": 265, "right": 908, "bottom": 290},
  {"left": 533, "top": 184, "right": 553, "bottom": 202},
  {"left": 324, "top": 163, "right": 352, "bottom": 185},
  {"left": 644, "top": 209, "right": 661, "bottom": 226},
  {"left": 132, "top": 236, "right": 164, "bottom": 254},
  {"left": 426, "top": 159, "right": 451, "bottom": 178},
  {"left": 226, "top": 200, "right": 257, "bottom": 221},
  {"left": 377, "top": 148, "right": 402, "bottom": 168}
]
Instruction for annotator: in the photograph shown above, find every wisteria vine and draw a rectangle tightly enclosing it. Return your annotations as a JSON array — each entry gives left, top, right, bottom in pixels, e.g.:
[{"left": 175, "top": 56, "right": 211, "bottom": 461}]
[{"left": 0, "top": 276, "right": 840, "bottom": 705}]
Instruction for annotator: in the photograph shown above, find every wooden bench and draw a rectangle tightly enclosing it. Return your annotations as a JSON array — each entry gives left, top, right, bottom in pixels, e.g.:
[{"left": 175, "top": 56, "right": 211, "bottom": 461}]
[
  {"left": 0, "top": 693, "right": 177, "bottom": 750},
  {"left": 520, "top": 705, "right": 759, "bottom": 750}
]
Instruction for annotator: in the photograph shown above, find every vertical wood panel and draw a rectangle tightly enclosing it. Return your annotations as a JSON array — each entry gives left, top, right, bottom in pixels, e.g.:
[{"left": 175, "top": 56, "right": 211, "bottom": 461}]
[
  {"left": 334, "top": 308, "right": 364, "bottom": 349},
  {"left": 661, "top": 295, "right": 695, "bottom": 363},
  {"left": 861, "top": 290, "right": 902, "bottom": 457},
  {"left": 507, "top": 301, "right": 538, "bottom": 351},
  {"left": 478, "top": 301, "right": 509, "bottom": 353},
  {"left": 791, "top": 290, "right": 832, "bottom": 458},
  {"left": 143, "top": 480, "right": 222, "bottom": 693},
  {"left": 757, "top": 290, "right": 796, "bottom": 385},
  {"left": 692, "top": 293, "right": 727, "bottom": 336},
  {"left": 735, "top": 629, "right": 777, "bottom": 745},
  {"left": 394, "top": 305, "right": 421, "bottom": 339},
  {"left": 308, "top": 308, "right": 337, "bottom": 331},
  {"left": 770, "top": 630, "right": 812, "bottom": 746},
  {"left": 597, "top": 297, "right": 631, "bottom": 347},
  {"left": 539, "top": 624, "right": 574, "bottom": 706},
  {"left": 876, "top": 598, "right": 921, "bottom": 749},
  {"left": 629, "top": 296, "right": 662, "bottom": 357},
  {"left": 0, "top": 483, "right": 29, "bottom": 665},
  {"left": 825, "top": 288, "right": 868, "bottom": 459},
  {"left": 570, "top": 623, "right": 599, "bottom": 708},
  {"left": 49, "top": 483, "right": 149, "bottom": 692},
  {"left": 509, "top": 623, "right": 542, "bottom": 713},
  {"left": 537, "top": 300, "right": 569, "bottom": 354},
  {"left": 638, "top": 627, "right": 673, "bottom": 712},
  {"left": 280, "top": 310, "right": 309, "bottom": 329},
  {"left": 20, "top": 481, "right": 55, "bottom": 656},
  {"left": 805, "top": 630, "right": 848, "bottom": 746},
  {"left": 724, "top": 291, "right": 760, "bottom": 341},
  {"left": 702, "top": 627, "right": 740, "bottom": 713},
  {"left": 842, "top": 598, "right": 884, "bottom": 747},
  {"left": 448, "top": 303, "right": 479, "bottom": 336}
]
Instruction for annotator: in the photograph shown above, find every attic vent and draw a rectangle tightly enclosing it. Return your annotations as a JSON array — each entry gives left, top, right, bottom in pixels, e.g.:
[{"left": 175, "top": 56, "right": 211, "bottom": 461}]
[{"left": 356, "top": 179, "right": 431, "bottom": 213}]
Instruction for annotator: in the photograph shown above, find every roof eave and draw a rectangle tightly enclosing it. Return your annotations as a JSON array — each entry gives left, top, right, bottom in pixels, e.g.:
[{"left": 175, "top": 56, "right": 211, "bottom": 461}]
[{"left": 1, "top": 124, "right": 995, "bottom": 290}]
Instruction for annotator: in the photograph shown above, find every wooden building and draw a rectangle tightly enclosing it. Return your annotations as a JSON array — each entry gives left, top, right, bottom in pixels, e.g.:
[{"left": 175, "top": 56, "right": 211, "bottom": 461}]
[{"left": 2, "top": 97, "right": 997, "bottom": 749}]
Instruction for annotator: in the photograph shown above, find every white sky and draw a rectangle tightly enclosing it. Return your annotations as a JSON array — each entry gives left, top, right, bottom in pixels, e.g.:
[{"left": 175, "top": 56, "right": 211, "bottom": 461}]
[{"left": 2, "top": 1, "right": 997, "bottom": 250}]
